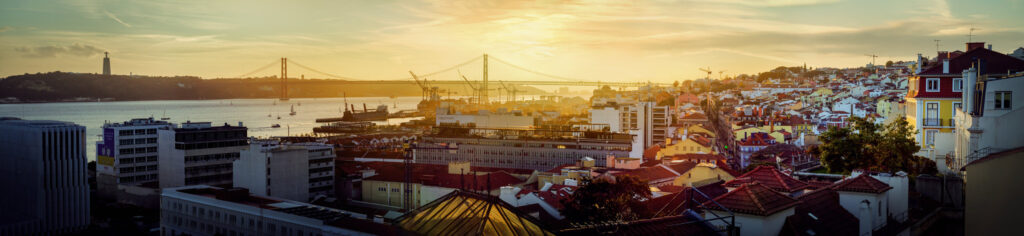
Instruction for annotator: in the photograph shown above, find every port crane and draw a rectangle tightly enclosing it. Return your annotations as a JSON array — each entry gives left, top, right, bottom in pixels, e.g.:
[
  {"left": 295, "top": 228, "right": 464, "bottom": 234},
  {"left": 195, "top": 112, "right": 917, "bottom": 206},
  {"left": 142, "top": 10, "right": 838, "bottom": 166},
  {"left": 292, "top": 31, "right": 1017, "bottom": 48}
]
[
  {"left": 458, "top": 70, "right": 482, "bottom": 104},
  {"left": 409, "top": 71, "right": 439, "bottom": 101},
  {"left": 498, "top": 81, "right": 522, "bottom": 103}
]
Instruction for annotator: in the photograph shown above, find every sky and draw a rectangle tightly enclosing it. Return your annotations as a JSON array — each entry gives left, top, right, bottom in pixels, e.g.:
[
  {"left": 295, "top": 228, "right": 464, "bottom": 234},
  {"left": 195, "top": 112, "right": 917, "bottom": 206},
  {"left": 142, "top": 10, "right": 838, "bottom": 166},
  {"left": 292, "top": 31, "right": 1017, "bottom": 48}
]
[{"left": 1, "top": 0, "right": 1023, "bottom": 82}]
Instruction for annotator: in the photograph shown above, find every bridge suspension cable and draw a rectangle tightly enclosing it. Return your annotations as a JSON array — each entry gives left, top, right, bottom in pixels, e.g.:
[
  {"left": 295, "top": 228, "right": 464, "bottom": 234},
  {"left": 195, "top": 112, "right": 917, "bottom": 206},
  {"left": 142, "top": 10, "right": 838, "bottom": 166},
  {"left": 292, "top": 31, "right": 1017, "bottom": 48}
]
[
  {"left": 234, "top": 60, "right": 280, "bottom": 78},
  {"left": 399, "top": 55, "right": 484, "bottom": 80},
  {"left": 487, "top": 56, "right": 583, "bottom": 82},
  {"left": 287, "top": 59, "right": 364, "bottom": 80}
]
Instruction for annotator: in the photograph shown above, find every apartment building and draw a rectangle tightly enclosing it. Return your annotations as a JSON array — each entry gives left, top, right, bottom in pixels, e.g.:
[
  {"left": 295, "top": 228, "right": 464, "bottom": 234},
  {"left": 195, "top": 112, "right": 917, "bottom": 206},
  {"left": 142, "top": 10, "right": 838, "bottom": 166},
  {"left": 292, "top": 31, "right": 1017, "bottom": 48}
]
[
  {"left": 96, "top": 118, "right": 174, "bottom": 198},
  {"left": 233, "top": 139, "right": 335, "bottom": 202},
  {"left": 158, "top": 122, "right": 248, "bottom": 188},
  {"left": 160, "top": 185, "right": 386, "bottom": 236}
]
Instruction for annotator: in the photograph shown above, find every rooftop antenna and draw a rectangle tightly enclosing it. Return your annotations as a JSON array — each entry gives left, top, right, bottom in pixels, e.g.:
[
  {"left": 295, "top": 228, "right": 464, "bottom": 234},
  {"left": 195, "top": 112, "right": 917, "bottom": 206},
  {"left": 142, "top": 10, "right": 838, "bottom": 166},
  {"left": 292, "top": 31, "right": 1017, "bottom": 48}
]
[
  {"left": 968, "top": 26, "right": 978, "bottom": 42},
  {"left": 934, "top": 39, "right": 941, "bottom": 52}
]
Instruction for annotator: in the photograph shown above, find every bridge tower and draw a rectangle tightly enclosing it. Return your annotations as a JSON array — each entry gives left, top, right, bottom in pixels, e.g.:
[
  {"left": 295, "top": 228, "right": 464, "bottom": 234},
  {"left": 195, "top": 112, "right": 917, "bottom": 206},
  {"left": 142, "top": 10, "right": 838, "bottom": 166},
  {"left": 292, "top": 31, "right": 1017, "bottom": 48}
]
[
  {"left": 482, "top": 54, "right": 489, "bottom": 104},
  {"left": 280, "top": 57, "right": 289, "bottom": 101}
]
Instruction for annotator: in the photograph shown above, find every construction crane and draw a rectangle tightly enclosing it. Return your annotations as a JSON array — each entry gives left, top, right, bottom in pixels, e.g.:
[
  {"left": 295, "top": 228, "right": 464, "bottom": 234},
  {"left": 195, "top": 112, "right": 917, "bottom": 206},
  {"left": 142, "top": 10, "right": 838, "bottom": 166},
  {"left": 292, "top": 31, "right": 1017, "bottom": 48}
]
[
  {"left": 865, "top": 54, "right": 878, "bottom": 67},
  {"left": 699, "top": 67, "right": 713, "bottom": 80},
  {"left": 718, "top": 70, "right": 727, "bottom": 80}
]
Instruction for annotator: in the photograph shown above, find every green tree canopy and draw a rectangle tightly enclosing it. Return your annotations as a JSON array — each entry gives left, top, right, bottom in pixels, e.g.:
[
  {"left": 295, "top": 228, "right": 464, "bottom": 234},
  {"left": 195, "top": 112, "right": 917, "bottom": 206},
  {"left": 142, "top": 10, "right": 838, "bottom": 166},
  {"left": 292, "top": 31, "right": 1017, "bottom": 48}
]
[
  {"left": 561, "top": 175, "right": 652, "bottom": 224},
  {"left": 818, "top": 117, "right": 937, "bottom": 175}
]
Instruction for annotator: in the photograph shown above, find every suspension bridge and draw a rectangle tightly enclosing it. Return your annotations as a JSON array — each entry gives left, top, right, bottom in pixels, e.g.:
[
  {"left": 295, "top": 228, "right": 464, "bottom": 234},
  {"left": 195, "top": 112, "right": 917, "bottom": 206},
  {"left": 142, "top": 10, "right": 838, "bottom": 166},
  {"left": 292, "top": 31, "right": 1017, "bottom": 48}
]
[{"left": 233, "top": 54, "right": 668, "bottom": 100}]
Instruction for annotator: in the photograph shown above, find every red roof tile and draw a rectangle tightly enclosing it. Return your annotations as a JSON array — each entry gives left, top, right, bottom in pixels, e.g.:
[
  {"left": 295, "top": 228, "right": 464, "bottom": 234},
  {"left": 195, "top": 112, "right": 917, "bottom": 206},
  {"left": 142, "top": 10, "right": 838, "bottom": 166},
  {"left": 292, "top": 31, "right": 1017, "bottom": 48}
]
[
  {"left": 724, "top": 166, "right": 809, "bottom": 193},
  {"left": 643, "top": 145, "right": 662, "bottom": 160},
  {"left": 612, "top": 164, "right": 679, "bottom": 183},
  {"left": 646, "top": 181, "right": 728, "bottom": 218},
  {"left": 667, "top": 153, "right": 726, "bottom": 162},
  {"left": 831, "top": 174, "right": 891, "bottom": 194},
  {"left": 702, "top": 182, "right": 800, "bottom": 216}
]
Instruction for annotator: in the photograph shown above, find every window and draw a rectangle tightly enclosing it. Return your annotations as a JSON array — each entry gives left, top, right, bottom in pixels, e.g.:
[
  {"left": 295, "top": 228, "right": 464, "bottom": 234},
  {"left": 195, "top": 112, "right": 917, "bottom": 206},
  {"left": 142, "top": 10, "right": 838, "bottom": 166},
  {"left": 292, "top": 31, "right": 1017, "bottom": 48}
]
[
  {"left": 995, "top": 91, "right": 1012, "bottom": 109},
  {"left": 925, "top": 78, "right": 940, "bottom": 92},
  {"left": 925, "top": 130, "right": 937, "bottom": 145},
  {"left": 953, "top": 78, "right": 963, "bottom": 92},
  {"left": 952, "top": 102, "right": 962, "bottom": 117}
]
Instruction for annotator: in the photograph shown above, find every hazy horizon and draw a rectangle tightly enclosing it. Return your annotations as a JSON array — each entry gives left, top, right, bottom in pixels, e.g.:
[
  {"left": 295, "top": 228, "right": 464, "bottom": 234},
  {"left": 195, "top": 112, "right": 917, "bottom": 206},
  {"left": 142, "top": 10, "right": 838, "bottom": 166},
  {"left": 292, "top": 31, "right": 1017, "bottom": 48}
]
[{"left": 2, "top": 0, "right": 1023, "bottom": 82}]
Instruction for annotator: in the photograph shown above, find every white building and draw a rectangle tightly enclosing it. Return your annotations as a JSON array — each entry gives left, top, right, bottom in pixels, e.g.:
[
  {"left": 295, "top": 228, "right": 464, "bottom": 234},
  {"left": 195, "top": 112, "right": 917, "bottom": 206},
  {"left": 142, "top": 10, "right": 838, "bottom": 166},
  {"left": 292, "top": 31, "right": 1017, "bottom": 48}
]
[
  {"left": 96, "top": 118, "right": 174, "bottom": 198},
  {"left": 0, "top": 118, "right": 90, "bottom": 235},
  {"left": 161, "top": 185, "right": 381, "bottom": 236},
  {"left": 436, "top": 109, "right": 534, "bottom": 129},
  {"left": 590, "top": 102, "right": 670, "bottom": 150},
  {"left": 833, "top": 174, "right": 892, "bottom": 235},
  {"left": 158, "top": 122, "right": 248, "bottom": 188},
  {"left": 952, "top": 70, "right": 1024, "bottom": 172},
  {"left": 234, "top": 139, "right": 335, "bottom": 202}
]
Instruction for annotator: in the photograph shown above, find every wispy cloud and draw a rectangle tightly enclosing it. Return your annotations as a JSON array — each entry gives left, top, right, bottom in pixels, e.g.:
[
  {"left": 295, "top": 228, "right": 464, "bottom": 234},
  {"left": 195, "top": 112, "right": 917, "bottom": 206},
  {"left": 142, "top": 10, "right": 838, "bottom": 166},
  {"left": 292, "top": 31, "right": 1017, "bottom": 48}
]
[
  {"left": 104, "top": 10, "right": 131, "bottom": 28},
  {"left": 0, "top": 26, "right": 12, "bottom": 33},
  {"left": 15, "top": 43, "right": 106, "bottom": 58}
]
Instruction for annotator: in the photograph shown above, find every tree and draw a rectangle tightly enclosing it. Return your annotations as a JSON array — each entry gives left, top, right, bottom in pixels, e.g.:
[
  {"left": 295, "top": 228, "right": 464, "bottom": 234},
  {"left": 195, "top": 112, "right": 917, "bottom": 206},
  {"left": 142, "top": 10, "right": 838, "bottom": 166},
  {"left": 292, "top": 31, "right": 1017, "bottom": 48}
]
[
  {"left": 817, "top": 117, "right": 936, "bottom": 175},
  {"left": 885, "top": 60, "right": 894, "bottom": 67},
  {"left": 561, "top": 175, "right": 652, "bottom": 223}
]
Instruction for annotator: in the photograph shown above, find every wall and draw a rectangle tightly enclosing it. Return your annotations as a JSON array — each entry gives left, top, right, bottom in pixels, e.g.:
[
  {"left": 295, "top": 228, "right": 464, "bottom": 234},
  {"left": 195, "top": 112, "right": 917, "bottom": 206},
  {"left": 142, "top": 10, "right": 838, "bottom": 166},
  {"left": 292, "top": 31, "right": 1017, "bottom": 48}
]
[
  {"left": 837, "top": 191, "right": 887, "bottom": 235},
  {"left": 589, "top": 107, "right": 621, "bottom": 132},
  {"left": 966, "top": 151, "right": 1024, "bottom": 236}
]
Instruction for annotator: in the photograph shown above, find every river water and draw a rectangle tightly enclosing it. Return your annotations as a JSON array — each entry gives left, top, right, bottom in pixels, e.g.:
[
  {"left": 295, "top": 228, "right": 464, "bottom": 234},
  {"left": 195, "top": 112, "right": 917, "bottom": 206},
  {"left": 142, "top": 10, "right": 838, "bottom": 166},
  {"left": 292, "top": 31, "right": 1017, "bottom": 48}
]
[{"left": 0, "top": 97, "right": 426, "bottom": 161}]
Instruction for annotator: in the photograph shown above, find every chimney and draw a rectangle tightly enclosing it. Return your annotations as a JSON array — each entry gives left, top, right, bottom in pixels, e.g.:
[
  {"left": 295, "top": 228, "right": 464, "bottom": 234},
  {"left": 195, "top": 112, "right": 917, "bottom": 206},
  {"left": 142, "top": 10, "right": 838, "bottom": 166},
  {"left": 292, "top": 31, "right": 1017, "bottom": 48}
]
[
  {"left": 987, "top": 44, "right": 993, "bottom": 50},
  {"left": 915, "top": 53, "right": 923, "bottom": 74},
  {"left": 967, "top": 42, "right": 985, "bottom": 51},
  {"left": 942, "top": 59, "right": 950, "bottom": 74},
  {"left": 963, "top": 67, "right": 978, "bottom": 114}
]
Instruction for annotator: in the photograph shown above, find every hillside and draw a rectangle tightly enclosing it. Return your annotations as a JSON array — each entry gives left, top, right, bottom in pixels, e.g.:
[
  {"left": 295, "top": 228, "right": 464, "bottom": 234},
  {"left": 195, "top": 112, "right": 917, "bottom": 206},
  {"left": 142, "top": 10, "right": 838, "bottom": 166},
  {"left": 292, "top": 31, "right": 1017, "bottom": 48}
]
[{"left": 0, "top": 72, "right": 548, "bottom": 102}]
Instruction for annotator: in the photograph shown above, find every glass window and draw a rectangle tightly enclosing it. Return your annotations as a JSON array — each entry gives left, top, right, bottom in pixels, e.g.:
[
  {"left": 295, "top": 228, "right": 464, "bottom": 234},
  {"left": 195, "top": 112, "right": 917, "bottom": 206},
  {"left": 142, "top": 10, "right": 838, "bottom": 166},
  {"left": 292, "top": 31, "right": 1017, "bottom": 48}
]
[
  {"left": 926, "top": 78, "right": 940, "bottom": 92},
  {"left": 995, "top": 91, "right": 1012, "bottom": 109},
  {"left": 953, "top": 79, "right": 963, "bottom": 92}
]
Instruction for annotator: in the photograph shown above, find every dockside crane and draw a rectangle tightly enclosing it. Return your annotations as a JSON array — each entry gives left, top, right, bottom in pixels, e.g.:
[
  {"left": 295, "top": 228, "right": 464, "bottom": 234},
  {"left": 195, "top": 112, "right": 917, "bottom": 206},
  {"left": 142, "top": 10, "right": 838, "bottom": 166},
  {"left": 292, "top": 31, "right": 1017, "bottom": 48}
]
[
  {"left": 498, "top": 81, "right": 522, "bottom": 103},
  {"left": 409, "top": 70, "right": 439, "bottom": 101},
  {"left": 458, "top": 70, "right": 481, "bottom": 104}
]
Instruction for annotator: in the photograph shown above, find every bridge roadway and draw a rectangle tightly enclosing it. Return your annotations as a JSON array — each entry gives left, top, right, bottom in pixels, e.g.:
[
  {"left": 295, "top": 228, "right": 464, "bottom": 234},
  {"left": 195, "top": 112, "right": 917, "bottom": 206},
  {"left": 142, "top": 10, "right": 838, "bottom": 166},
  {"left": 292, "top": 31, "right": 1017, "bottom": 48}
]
[{"left": 312, "top": 80, "right": 669, "bottom": 87}]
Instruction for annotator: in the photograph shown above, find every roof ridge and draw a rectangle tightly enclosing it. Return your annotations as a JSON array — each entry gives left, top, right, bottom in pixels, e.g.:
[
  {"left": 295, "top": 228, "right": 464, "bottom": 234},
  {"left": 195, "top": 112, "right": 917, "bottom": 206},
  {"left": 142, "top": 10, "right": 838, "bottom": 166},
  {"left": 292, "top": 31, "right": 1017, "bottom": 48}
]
[{"left": 745, "top": 183, "right": 766, "bottom": 214}]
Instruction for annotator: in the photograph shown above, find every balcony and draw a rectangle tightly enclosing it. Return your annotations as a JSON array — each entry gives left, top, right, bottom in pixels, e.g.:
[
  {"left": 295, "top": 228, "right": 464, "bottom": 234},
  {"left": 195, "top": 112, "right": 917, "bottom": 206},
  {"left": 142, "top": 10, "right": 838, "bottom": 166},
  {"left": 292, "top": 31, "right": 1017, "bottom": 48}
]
[{"left": 922, "top": 118, "right": 942, "bottom": 127}]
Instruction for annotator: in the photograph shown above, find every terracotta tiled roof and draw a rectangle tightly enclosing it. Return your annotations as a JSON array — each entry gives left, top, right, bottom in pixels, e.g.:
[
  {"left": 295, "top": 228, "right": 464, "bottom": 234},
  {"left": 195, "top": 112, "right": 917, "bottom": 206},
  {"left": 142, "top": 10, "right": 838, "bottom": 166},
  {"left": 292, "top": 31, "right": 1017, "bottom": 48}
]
[
  {"left": 738, "top": 132, "right": 776, "bottom": 146},
  {"left": 646, "top": 181, "right": 728, "bottom": 218},
  {"left": 724, "top": 166, "right": 809, "bottom": 193},
  {"left": 612, "top": 164, "right": 679, "bottom": 183},
  {"left": 643, "top": 145, "right": 662, "bottom": 160},
  {"left": 780, "top": 188, "right": 859, "bottom": 236},
  {"left": 831, "top": 174, "right": 892, "bottom": 194},
  {"left": 362, "top": 162, "right": 525, "bottom": 191},
  {"left": 702, "top": 182, "right": 800, "bottom": 216},
  {"left": 680, "top": 113, "right": 708, "bottom": 121}
]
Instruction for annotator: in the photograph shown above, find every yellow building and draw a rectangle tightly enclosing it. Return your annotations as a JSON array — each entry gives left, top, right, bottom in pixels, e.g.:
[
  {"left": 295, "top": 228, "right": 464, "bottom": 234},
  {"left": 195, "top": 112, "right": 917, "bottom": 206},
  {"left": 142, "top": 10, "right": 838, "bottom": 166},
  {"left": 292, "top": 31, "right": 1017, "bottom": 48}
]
[
  {"left": 671, "top": 163, "right": 736, "bottom": 187},
  {"left": 657, "top": 136, "right": 715, "bottom": 160}
]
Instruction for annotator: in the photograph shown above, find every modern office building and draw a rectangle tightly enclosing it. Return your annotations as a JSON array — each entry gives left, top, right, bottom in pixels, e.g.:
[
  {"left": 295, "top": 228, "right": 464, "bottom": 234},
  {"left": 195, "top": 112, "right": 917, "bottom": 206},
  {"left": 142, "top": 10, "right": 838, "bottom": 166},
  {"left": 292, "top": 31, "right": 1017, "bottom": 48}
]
[
  {"left": 417, "top": 126, "right": 632, "bottom": 170},
  {"left": 160, "top": 185, "right": 389, "bottom": 236},
  {"left": 158, "top": 121, "right": 248, "bottom": 188},
  {"left": 96, "top": 118, "right": 174, "bottom": 198},
  {"left": 233, "top": 139, "right": 335, "bottom": 202},
  {"left": 0, "top": 118, "right": 90, "bottom": 235}
]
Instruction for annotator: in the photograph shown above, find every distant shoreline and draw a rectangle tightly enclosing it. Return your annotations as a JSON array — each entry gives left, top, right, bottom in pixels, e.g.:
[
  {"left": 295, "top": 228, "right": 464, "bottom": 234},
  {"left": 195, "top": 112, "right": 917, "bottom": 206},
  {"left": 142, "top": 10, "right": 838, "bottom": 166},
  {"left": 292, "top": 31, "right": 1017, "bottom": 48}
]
[{"left": 0, "top": 95, "right": 416, "bottom": 104}]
